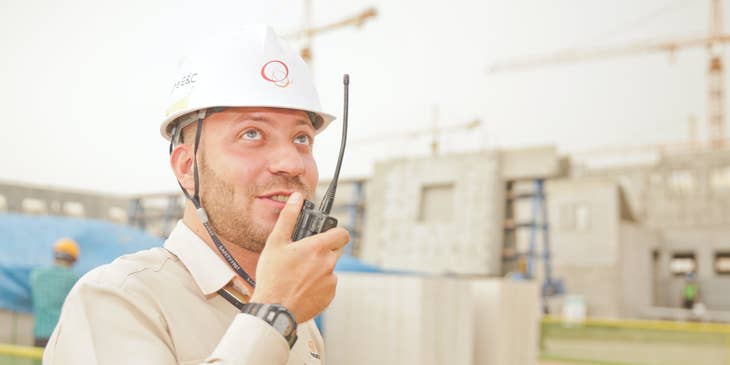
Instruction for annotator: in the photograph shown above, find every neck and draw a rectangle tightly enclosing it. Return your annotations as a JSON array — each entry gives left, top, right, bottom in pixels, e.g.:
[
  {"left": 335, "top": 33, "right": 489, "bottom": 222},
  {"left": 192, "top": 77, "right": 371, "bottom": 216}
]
[{"left": 182, "top": 201, "right": 261, "bottom": 288}]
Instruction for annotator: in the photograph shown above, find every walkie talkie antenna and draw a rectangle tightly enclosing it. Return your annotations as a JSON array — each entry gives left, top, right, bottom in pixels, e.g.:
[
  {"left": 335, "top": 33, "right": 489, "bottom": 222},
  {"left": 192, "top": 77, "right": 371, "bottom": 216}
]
[{"left": 319, "top": 74, "right": 349, "bottom": 214}]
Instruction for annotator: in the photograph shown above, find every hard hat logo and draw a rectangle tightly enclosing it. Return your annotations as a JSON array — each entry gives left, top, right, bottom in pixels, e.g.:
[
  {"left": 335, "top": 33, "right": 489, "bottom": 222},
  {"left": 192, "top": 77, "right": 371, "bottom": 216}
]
[
  {"left": 260, "top": 60, "right": 291, "bottom": 88},
  {"left": 171, "top": 73, "right": 198, "bottom": 93}
]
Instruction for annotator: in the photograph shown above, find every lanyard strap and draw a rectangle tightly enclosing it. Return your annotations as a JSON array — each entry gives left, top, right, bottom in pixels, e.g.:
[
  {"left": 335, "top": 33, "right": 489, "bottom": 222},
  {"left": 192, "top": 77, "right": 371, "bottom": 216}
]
[
  {"left": 197, "top": 207, "right": 257, "bottom": 288},
  {"left": 217, "top": 283, "right": 250, "bottom": 310},
  {"left": 218, "top": 288, "right": 244, "bottom": 309}
]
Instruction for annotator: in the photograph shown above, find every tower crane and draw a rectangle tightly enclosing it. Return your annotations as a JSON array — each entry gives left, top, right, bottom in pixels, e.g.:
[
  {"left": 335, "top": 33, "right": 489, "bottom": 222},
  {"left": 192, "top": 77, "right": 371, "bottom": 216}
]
[
  {"left": 283, "top": 4, "right": 377, "bottom": 62},
  {"left": 351, "top": 117, "right": 482, "bottom": 156},
  {"left": 489, "top": 0, "right": 730, "bottom": 149}
]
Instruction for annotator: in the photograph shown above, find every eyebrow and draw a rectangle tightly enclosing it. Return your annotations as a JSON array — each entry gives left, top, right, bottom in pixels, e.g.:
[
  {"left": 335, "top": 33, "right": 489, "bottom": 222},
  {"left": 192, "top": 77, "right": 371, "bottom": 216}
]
[{"left": 243, "top": 114, "right": 312, "bottom": 128}]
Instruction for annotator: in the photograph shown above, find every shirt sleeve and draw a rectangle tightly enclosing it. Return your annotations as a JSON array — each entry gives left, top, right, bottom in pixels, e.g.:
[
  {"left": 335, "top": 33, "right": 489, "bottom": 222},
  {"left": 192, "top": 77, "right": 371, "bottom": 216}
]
[
  {"left": 204, "top": 314, "right": 290, "bottom": 364},
  {"left": 43, "top": 278, "right": 290, "bottom": 365}
]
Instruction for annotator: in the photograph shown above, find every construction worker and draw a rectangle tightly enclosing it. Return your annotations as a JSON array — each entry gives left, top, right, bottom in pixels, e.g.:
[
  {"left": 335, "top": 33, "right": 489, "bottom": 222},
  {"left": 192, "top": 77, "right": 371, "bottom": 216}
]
[
  {"left": 682, "top": 271, "right": 699, "bottom": 310},
  {"left": 29, "top": 238, "right": 79, "bottom": 347},
  {"left": 44, "top": 24, "right": 349, "bottom": 364}
]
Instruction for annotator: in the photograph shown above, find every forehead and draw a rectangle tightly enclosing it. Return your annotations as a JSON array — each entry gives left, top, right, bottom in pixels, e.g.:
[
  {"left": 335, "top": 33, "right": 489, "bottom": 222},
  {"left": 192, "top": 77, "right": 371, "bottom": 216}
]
[
  {"left": 177, "top": 107, "right": 315, "bottom": 144},
  {"left": 210, "top": 107, "right": 313, "bottom": 129}
]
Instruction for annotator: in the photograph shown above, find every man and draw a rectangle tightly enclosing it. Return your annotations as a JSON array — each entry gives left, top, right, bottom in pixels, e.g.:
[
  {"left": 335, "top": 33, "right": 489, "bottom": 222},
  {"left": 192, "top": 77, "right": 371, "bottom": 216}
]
[
  {"left": 29, "top": 238, "right": 79, "bottom": 347},
  {"left": 44, "top": 25, "right": 349, "bottom": 364},
  {"left": 682, "top": 271, "right": 699, "bottom": 310}
]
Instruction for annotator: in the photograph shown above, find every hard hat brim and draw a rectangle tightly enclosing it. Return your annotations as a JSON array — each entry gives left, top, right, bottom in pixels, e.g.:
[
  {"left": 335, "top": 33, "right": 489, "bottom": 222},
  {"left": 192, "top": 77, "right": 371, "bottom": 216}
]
[{"left": 160, "top": 105, "right": 336, "bottom": 141}]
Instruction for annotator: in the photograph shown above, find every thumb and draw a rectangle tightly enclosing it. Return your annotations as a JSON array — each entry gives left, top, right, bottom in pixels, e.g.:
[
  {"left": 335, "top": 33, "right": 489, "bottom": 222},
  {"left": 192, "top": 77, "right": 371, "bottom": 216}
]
[{"left": 267, "top": 192, "right": 304, "bottom": 245}]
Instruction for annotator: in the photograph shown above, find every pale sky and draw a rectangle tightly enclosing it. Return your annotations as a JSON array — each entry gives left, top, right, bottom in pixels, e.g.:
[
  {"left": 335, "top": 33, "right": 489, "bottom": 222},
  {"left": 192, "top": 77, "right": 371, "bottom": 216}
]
[{"left": 0, "top": 0, "right": 719, "bottom": 194}]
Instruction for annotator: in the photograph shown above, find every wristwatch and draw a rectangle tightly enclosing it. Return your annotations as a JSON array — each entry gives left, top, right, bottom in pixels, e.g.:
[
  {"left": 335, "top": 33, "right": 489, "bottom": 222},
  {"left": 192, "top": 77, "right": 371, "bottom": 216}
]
[{"left": 241, "top": 303, "right": 298, "bottom": 348}]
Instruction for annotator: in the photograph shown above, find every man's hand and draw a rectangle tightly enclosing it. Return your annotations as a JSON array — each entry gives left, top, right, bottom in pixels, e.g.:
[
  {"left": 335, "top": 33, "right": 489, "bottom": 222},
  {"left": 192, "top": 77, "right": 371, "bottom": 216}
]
[{"left": 251, "top": 192, "right": 350, "bottom": 323}]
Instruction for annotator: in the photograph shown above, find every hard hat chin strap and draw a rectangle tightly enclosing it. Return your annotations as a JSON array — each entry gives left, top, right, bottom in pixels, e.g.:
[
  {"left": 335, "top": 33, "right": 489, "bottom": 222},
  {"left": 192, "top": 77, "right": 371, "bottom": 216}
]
[
  {"left": 168, "top": 111, "right": 257, "bottom": 288},
  {"left": 169, "top": 110, "right": 205, "bottom": 208}
]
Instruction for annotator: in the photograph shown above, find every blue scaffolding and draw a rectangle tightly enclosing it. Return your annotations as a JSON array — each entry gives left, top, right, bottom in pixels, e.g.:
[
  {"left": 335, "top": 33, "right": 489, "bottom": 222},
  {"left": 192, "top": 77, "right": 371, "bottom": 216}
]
[{"left": 504, "top": 179, "right": 564, "bottom": 311}]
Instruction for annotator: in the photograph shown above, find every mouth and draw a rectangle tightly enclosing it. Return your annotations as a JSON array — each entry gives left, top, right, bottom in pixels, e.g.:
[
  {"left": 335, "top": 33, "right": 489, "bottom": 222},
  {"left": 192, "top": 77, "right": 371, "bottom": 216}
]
[{"left": 257, "top": 191, "right": 295, "bottom": 205}]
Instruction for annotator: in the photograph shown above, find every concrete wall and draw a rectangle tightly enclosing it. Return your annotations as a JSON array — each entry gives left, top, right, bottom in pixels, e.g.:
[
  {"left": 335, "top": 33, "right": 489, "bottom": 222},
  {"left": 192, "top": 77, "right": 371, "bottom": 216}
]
[
  {"left": 0, "top": 309, "right": 33, "bottom": 346},
  {"left": 324, "top": 273, "right": 474, "bottom": 365},
  {"left": 545, "top": 177, "right": 657, "bottom": 318},
  {"left": 551, "top": 265, "right": 621, "bottom": 317},
  {"left": 471, "top": 279, "right": 539, "bottom": 365},
  {"left": 546, "top": 178, "right": 620, "bottom": 267},
  {"left": 645, "top": 148, "right": 730, "bottom": 228},
  {"left": 361, "top": 152, "right": 504, "bottom": 275},
  {"left": 323, "top": 274, "right": 539, "bottom": 365},
  {"left": 654, "top": 228, "right": 730, "bottom": 310},
  {"left": 571, "top": 163, "right": 651, "bottom": 222},
  {"left": 619, "top": 223, "right": 657, "bottom": 317},
  {"left": 572, "top": 148, "right": 730, "bottom": 230},
  {"left": 500, "top": 145, "right": 560, "bottom": 180},
  {"left": 571, "top": 148, "right": 730, "bottom": 312}
]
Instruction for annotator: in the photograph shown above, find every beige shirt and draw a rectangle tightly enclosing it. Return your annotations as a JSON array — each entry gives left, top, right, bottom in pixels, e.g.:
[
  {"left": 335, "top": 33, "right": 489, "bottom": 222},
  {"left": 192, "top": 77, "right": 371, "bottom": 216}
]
[{"left": 43, "top": 221, "right": 325, "bottom": 365}]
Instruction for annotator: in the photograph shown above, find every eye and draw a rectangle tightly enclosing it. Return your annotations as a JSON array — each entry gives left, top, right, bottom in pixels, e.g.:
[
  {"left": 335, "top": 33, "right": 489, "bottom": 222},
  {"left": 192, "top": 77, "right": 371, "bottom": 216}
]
[
  {"left": 294, "top": 134, "right": 312, "bottom": 145},
  {"left": 241, "top": 129, "right": 262, "bottom": 140}
]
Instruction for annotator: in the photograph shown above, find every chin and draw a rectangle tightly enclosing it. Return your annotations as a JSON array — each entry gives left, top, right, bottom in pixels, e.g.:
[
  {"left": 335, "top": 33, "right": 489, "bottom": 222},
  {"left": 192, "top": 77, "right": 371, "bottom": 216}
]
[{"left": 255, "top": 218, "right": 278, "bottom": 237}]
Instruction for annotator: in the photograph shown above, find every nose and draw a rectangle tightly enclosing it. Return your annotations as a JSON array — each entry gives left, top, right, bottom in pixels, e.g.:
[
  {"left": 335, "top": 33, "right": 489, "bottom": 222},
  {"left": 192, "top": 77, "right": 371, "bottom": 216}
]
[{"left": 267, "top": 143, "right": 306, "bottom": 177}]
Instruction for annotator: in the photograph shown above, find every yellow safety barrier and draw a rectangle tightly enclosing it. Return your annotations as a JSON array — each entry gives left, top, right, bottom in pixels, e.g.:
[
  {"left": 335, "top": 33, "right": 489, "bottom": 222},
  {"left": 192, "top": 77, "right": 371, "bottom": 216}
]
[
  {"left": 0, "top": 343, "right": 42, "bottom": 365},
  {"left": 542, "top": 315, "right": 730, "bottom": 335}
]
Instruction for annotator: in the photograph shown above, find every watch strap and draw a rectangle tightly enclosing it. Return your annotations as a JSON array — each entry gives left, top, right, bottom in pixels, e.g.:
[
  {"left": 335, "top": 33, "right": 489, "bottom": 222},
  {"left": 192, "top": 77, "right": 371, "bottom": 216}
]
[{"left": 241, "top": 303, "right": 298, "bottom": 348}]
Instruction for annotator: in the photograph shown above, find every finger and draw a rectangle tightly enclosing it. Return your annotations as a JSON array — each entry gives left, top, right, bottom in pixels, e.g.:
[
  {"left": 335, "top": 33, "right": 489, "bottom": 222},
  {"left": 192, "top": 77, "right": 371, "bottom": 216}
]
[
  {"left": 318, "top": 227, "right": 350, "bottom": 251},
  {"left": 332, "top": 246, "right": 344, "bottom": 259},
  {"left": 328, "top": 248, "right": 344, "bottom": 273},
  {"left": 267, "top": 192, "right": 304, "bottom": 245}
]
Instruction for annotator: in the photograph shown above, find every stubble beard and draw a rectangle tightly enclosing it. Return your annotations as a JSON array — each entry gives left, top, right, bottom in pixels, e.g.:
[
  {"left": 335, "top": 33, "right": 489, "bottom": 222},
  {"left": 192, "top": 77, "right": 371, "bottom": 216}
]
[{"left": 197, "top": 154, "right": 310, "bottom": 253}]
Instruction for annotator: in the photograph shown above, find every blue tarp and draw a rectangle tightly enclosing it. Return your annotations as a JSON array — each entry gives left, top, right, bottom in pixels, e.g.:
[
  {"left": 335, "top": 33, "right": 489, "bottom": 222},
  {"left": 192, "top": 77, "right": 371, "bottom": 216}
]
[
  {"left": 334, "top": 253, "right": 383, "bottom": 273},
  {"left": 0, "top": 213, "right": 384, "bottom": 314},
  {"left": 0, "top": 213, "right": 164, "bottom": 313}
]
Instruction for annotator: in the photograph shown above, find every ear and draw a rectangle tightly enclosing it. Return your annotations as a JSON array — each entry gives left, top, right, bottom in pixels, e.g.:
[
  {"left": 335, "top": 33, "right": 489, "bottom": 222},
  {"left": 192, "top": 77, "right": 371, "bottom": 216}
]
[{"left": 170, "top": 143, "right": 195, "bottom": 195}]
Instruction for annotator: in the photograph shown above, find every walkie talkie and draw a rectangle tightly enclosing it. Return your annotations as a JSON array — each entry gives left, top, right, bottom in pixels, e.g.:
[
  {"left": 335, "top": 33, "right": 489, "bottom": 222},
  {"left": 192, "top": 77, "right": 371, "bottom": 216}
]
[{"left": 291, "top": 74, "right": 350, "bottom": 241}]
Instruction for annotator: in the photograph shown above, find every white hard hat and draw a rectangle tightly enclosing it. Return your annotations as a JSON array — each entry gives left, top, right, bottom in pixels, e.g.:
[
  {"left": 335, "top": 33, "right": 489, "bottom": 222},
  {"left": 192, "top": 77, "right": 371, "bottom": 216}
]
[{"left": 160, "top": 24, "right": 336, "bottom": 141}]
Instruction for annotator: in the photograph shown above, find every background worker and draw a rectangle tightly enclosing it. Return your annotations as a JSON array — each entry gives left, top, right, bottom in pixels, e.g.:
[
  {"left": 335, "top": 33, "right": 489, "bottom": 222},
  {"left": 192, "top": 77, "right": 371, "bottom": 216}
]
[
  {"left": 44, "top": 24, "right": 349, "bottom": 364},
  {"left": 682, "top": 271, "right": 699, "bottom": 310},
  {"left": 29, "top": 238, "right": 79, "bottom": 347}
]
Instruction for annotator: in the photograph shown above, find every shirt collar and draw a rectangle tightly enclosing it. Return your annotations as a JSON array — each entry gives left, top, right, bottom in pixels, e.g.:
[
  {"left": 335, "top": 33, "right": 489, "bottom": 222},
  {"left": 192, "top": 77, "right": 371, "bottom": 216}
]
[{"left": 164, "top": 220, "right": 240, "bottom": 296}]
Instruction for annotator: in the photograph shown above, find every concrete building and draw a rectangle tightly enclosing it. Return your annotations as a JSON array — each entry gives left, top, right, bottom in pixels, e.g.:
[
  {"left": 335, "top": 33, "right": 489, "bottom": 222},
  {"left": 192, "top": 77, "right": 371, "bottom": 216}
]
[
  {"left": 354, "top": 144, "right": 730, "bottom": 317},
  {"left": 360, "top": 151, "right": 505, "bottom": 275},
  {"left": 361, "top": 153, "right": 504, "bottom": 275},
  {"left": 359, "top": 146, "right": 560, "bottom": 276},
  {"left": 541, "top": 177, "right": 658, "bottom": 317},
  {"left": 572, "top": 146, "right": 730, "bottom": 312},
  {"left": 0, "top": 181, "right": 129, "bottom": 222}
]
